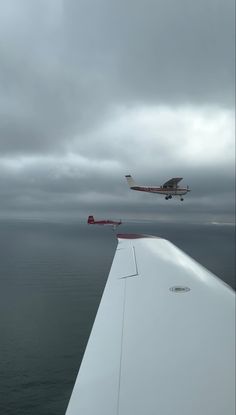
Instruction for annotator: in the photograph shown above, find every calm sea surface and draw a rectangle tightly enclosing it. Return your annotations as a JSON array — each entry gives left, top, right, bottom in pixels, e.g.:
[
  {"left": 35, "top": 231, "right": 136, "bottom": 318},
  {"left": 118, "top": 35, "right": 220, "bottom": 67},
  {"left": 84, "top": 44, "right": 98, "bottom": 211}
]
[{"left": 0, "top": 220, "right": 235, "bottom": 415}]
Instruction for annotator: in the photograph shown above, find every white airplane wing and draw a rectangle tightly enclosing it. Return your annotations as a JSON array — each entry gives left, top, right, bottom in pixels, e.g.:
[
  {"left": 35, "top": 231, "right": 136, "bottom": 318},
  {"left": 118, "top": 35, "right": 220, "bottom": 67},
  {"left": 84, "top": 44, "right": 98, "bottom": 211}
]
[
  {"left": 162, "top": 177, "right": 183, "bottom": 188},
  {"left": 66, "top": 234, "right": 235, "bottom": 415}
]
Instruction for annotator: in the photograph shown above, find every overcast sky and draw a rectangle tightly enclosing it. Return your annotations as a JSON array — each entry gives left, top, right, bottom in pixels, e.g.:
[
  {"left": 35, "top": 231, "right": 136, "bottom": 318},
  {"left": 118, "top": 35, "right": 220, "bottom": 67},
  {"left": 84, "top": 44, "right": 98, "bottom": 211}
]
[{"left": 0, "top": 0, "right": 235, "bottom": 223}]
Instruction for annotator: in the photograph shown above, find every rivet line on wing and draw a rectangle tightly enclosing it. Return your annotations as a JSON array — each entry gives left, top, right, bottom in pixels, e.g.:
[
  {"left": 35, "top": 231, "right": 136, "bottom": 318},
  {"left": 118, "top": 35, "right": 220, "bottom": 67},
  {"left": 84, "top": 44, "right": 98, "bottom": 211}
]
[{"left": 116, "top": 278, "right": 127, "bottom": 415}]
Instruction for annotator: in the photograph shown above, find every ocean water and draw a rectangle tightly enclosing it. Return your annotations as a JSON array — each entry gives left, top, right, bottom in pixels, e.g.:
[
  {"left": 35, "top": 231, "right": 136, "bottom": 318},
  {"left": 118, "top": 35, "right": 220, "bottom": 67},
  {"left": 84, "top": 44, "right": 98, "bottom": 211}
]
[{"left": 0, "top": 220, "right": 235, "bottom": 415}]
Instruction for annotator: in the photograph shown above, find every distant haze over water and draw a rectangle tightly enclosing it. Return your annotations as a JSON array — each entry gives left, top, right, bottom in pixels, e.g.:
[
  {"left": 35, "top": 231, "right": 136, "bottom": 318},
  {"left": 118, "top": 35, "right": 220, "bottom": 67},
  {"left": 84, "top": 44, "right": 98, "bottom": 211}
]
[{"left": 0, "top": 219, "right": 235, "bottom": 415}]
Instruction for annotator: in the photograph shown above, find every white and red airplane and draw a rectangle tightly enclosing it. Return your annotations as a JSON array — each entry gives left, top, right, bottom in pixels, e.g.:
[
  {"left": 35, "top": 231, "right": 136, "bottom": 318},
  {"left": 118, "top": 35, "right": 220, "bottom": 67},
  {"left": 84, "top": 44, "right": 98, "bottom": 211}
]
[
  {"left": 125, "top": 174, "right": 191, "bottom": 201},
  {"left": 87, "top": 215, "right": 122, "bottom": 229}
]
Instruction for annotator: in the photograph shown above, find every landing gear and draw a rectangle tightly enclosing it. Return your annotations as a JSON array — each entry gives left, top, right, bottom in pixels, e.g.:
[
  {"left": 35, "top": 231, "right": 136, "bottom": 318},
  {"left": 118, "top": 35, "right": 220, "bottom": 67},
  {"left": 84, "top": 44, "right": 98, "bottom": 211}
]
[
  {"left": 165, "top": 195, "right": 172, "bottom": 200},
  {"left": 168, "top": 195, "right": 172, "bottom": 199},
  {"left": 180, "top": 197, "right": 184, "bottom": 201},
  {"left": 165, "top": 196, "right": 169, "bottom": 200}
]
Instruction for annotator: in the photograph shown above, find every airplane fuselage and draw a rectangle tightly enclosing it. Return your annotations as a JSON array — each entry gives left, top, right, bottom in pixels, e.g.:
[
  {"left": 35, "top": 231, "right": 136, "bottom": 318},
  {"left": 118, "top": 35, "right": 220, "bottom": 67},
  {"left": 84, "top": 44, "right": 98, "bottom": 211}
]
[
  {"left": 92, "top": 220, "right": 121, "bottom": 226},
  {"left": 87, "top": 215, "right": 122, "bottom": 226},
  {"left": 131, "top": 186, "right": 189, "bottom": 196}
]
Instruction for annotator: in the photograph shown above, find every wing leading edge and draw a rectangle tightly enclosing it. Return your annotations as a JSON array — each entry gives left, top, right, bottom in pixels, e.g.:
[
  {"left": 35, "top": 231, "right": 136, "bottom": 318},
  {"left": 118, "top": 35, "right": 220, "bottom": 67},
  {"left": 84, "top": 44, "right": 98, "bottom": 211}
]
[{"left": 66, "top": 234, "right": 235, "bottom": 415}]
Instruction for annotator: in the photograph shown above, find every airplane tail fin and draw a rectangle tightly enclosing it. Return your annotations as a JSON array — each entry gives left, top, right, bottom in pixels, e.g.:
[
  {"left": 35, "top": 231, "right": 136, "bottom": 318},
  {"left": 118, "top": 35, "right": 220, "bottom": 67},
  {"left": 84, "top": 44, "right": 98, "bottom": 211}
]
[
  {"left": 87, "top": 215, "right": 95, "bottom": 224},
  {"left": 125, "top": 175, "right": 137, "bottom": 188}
]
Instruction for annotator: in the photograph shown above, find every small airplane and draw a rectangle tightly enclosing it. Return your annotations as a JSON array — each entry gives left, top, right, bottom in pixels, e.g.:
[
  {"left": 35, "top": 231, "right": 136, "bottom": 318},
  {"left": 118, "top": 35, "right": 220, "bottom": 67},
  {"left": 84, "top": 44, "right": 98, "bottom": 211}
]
[
  {"left": 125, "top": 174, "right": 191, "bottom": 201},
  {"left": 87, "top": 215, "right": 122, "bottom": 229}
]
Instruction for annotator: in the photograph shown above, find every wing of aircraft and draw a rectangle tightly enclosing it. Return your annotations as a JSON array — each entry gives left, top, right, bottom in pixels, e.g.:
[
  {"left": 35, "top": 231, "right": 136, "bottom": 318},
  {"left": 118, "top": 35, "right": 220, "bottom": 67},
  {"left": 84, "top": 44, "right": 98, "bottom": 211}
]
[
  {"left": 162, "top": 177, "right": 183, "bottom": 188},
  {"left": 66, "top": 234, "right": 235, "bottom": 415}
]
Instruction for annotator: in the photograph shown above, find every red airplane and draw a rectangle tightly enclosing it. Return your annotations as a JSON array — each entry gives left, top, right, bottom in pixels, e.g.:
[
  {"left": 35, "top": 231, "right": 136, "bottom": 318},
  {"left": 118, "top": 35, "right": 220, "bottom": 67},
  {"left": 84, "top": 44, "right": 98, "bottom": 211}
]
[{"left": 87, "top": 215, "right": 122, "bottom": 229}]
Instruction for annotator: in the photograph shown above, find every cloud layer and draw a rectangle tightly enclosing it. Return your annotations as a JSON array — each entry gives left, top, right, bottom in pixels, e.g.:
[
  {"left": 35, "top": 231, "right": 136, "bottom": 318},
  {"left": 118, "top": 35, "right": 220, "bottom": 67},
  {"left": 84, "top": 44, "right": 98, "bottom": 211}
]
[{"left": 0, "top": 0, "right": 235, "bottom": 222}]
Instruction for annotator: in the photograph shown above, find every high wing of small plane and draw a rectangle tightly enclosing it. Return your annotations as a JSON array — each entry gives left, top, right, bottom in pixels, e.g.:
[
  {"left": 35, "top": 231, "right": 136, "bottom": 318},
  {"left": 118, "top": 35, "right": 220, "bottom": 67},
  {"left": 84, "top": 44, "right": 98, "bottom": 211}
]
[
  {"left": 125, "top": 174, "right": 191, "bottom": 200},
  {"left": 162, "top": 177, "right": 183, "bottom": 188},
  {"left": 65, "top": 234, "right": 235, "bottom": 415},
  {"left": 87, "top": 215, "right": 122, "bottom": 228}
]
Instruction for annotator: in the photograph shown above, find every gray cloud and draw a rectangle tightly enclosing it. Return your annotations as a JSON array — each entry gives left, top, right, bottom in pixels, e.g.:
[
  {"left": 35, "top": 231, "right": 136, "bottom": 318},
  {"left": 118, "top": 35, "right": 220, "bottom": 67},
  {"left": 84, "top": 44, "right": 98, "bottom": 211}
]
[
  {"left": 0, "top": 0, "right": 234, "bottom": 154},
  {"left": 0, "top": 0, "right": 234, "bottom": 222}
]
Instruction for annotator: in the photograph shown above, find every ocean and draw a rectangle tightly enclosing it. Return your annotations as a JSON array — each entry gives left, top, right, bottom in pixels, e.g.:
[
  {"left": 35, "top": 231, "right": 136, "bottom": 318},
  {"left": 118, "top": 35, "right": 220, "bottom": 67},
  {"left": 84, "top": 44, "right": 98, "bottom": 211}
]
[{"left": 0, "top": 219, "right": 235, "bottom": 415}]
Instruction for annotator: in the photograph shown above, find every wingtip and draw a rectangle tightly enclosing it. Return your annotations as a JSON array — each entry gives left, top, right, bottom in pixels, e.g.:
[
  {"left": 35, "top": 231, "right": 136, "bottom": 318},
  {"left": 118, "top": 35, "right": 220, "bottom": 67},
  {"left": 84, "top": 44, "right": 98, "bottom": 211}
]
[{"left": 117, "top": 233, "right": 160, "bottom": 240}]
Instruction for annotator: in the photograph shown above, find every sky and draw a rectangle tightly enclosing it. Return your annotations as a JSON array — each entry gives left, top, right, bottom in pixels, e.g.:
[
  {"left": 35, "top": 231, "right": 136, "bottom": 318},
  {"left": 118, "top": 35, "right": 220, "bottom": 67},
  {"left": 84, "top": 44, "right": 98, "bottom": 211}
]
[{"left": 0, "top": 0, "right": 235, "bottom": 223}]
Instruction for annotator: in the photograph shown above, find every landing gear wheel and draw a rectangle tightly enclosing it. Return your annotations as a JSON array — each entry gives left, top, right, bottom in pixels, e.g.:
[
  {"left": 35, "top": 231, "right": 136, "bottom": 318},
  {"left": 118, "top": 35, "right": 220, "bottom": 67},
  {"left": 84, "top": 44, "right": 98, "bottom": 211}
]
[
  {"left": 180, "top": 198, "right": 184, "bottom": 201},
  {"left": 168, "top": 195, "right": 172, "bottom": 199},
  {"left": 165, "top": 196, "right": 169, "bottom": 200}
]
